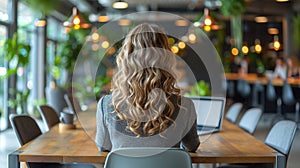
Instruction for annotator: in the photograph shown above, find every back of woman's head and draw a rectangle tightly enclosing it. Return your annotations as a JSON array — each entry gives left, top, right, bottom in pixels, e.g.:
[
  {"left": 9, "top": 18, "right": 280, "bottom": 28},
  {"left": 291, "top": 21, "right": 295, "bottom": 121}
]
[{"left": 111, "top": 23, "right": 181, "bottom": 137}]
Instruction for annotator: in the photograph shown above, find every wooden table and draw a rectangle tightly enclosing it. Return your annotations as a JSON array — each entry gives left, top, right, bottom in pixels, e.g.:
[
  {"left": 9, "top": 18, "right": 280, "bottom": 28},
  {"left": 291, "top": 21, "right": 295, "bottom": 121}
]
[
  {"left": 225, "top": 73, "right": 300, "bottom": 87},
  {"left": 9, "top": 102, "right": 285, "bottom": 168}
]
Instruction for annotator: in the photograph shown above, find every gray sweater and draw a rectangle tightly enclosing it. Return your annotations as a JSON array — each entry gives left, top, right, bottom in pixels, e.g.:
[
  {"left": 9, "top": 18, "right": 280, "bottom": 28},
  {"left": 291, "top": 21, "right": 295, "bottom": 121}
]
[{"left": 95, "top": 95, "right": 200, "bottom": 152}]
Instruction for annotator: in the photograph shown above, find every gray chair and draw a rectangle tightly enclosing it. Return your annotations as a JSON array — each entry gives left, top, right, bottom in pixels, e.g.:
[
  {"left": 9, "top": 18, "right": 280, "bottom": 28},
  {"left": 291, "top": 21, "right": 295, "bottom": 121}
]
[
  {"left": 9, "top": 114, "right": 95, "bottom": 168},
  {"left": 264, "top": 120, "right": 297, "bottom": 167},
  {"left": 238, "top": 108, "right": 262, "bottom": 134},
  {"left": 282, "top": 81, "right": 300, "bottom": 122},
  {"left": 225, "top": 102, "right": 243, "bottom": 123},
  {"left": 37, "top": 105, "right": 60, "bottom": 131},
  {"left": 104, "top": 148, "right": 192, "bottom": 168}
]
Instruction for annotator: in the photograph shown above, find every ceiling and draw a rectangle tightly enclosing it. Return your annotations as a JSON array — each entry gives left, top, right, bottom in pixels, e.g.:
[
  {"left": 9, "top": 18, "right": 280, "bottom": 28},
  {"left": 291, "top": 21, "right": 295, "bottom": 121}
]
[{"left": 54, "top": 0, "right": 300, "bottom": 23}]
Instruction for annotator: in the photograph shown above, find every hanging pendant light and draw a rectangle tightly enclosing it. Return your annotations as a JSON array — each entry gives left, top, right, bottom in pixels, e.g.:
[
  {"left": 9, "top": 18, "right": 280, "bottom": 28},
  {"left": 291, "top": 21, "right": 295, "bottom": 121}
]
[
  {"left": 112, "top": 0, "right": 128, "bottom": 9},
  {"left": 194, "top": 8, "right": 222, "bottom": 32},
  {"left": 63, "top": 7, "right": 91, "bottom": 30}
]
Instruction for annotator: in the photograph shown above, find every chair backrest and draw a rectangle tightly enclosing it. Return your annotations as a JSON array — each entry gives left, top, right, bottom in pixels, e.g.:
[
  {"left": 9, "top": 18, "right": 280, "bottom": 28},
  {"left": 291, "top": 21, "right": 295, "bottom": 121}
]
[
  {"left": 282, "top": 81, "right": 295, "bottom": 105},
  {"left": 238, "top": 108, "right": 262, "bottom": 134},
  {"left": 266, "top": 80, "right": 276, "bottom": 101},
  {"left": 9, "top": 114, "right": 42, "bottom": 145},
  {"left": 237, "top": 79, "right": 251, "bottom": 98},
  {"left": 37, "top": 105, "right": 60, "bottom": 131},
  {"left": 265, "top": 120, "right": 297, "bottom": 156},
  {"left": 104, "top": 148, "right": 192, "bottom": 168},
  {"left": 64, "top": 94, "right": 81, "bottom": 114},
  {"left": 225, "top": 102, "right": 243, "bottom": 123}
]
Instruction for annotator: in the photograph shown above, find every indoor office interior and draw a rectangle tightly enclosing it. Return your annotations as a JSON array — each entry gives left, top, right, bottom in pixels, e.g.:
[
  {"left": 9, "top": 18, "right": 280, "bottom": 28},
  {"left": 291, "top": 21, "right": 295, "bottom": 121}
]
[{"left": 1, "top": 0, "right": 300, "bottom": 168}]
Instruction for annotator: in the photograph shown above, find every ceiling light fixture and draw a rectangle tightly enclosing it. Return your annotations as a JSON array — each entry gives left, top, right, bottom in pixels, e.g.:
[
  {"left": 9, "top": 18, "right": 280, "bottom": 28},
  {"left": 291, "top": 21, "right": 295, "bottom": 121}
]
[
  {"left": 255, "top": 16, "right": 268, "bottom": 23},
  {"left": 273, "top": 35, "right": 281, "bottom": 51},
  {"left": 194, "top": 8, "right": 222, "bottom": 32},
  {"left": 112, "top": 0, "right": 128, "bottom": 9},
  {"left": 63, "top": 7, "right": 91, "bottom": 30}
]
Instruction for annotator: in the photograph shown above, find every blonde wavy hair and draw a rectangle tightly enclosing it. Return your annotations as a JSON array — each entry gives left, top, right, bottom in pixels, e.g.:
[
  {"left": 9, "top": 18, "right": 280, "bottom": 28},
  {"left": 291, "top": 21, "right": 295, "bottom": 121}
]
[{"left": 111, "top": 23, "right": 181, "bottom": 137}]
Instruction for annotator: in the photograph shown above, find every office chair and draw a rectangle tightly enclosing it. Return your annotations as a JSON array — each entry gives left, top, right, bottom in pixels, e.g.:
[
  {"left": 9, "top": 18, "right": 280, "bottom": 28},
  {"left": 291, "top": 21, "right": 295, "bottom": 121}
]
[
  {"left": 37, "top": 105, "right": 60, "bottom": 131},
  {"left": 225, "top": 102, "right": 243, "bottom": 124},
  {"left": 238, "top": 108, "right": 262, "bottom": 134},
  {"left": 104, "top": 148, "right": 192, "bottom": 168},
  {"left": 9, "top": 114, "right": 95, "bottom": 168},
  {"left": 64, "top": 94, "right": 82, "bottom": 114},
  {"left": 264, "top": 120, "right": 297, "bottom": 167}
]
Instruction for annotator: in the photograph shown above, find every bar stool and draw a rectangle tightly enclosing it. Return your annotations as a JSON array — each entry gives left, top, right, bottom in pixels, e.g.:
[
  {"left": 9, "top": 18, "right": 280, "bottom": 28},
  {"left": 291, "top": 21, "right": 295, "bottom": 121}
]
[{"left": 236, "top": 79, "right": 251, "bottom": 106}]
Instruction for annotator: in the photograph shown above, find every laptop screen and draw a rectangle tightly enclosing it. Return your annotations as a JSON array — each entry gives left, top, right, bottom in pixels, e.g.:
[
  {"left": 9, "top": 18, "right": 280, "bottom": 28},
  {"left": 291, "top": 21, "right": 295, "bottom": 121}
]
[{"left": 190, "top": 96, "right": 225, "bottom": 130}]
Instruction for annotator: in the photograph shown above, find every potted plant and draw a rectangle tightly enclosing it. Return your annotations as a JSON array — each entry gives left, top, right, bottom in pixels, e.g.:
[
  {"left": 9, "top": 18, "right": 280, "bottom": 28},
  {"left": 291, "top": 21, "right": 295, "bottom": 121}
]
[{"left": 2, "top": 33, "right": 31, "bottom": 114}]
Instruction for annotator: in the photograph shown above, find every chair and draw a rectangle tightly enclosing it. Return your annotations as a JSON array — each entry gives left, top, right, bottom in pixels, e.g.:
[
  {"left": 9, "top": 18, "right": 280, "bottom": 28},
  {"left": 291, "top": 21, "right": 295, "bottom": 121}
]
[
  {"left": 9, "top": 114, "right": 95, "bottom": 168},
  {"left": 64, "top": 94, "right": 81, "bottom": 114},
  {"left": 236, "top": 79, "right": 251, "bottom": 105},
  {"left": 104, "top": 148, "right": 192, "bottom": 168},
  {"left": 225, "top": 102, "right": 243, "bottom": 123},
  {"left": 238, "top": 108, "right": 262, "bottom": 134},
  {"left": 264, "top": 120, "right": 297, "bottom": 167},
  {"left": 282, "top": 81, "right": 300, "bottom": 122},
  {"left": 37, "top": 105, "right": 60, "bottom": 131}
]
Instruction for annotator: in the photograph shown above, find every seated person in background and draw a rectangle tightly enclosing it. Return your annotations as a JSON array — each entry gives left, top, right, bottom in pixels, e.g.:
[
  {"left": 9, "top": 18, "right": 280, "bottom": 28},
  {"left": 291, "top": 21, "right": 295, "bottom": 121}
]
[
  {"left": 287, "top": 56, "right": 300, "bottom": 78},
  {"left": 95, "top": 23, "right": 200, "bottom": 152},
  {"left": 273, "top": 57, "right": 287, "bottom": 80}
]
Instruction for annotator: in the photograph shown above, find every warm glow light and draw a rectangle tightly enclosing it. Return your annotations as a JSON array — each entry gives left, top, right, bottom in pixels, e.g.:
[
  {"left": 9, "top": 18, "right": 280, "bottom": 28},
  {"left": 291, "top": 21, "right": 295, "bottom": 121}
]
[
  {"left": 92, "top": 44, "right": 99, "bottom": 51},
  {"left": 107, "top": 47, "right": 116, "bottom": 55},
  {"left": 276, "top": 0, "right": 289, "bottom": 2},
  {"left": 204, "top": 18, "right": 212, "bottom": 26},
  {"left": 168, "top": 38, "right": 175, "bottom": 45},
  {"left": 274, "top": 41, "right": 280, "bottom": 51},
  {"left": 92, "top": 32, "right": 100, "bottom": 42},
  {"left": 98, "top": 15, "right": 109, "bottom": 22},
  {"left": 231, "top": 48, "right": 239, "bottom": 56},
  {"left": 118, "top": 19, "right": 131, "bottom": 26},
  {"left": 35, "top": 19, "right": 46, "bottom": 27},
  {"left": 101, "top": 41, "right": 110, "bottom": 49},
  {"left": 175, "top": 19, "right": 188, "bottom": 27},
  {"left": 178, "top": 41, "right": 186, "bottom": 49},
  {"left": 188, "top": 33, "right": 196, "bottom": 43},
  {"left": 171, "top": 46, "right": 179, "bottom": 54},
  {"left": 268, "top": 28, "right": 279, "bottom": 35},
  {"left": 242, "top": 45, "right": 249, "bottom": 55},
  {"left": 255, "top": 44, "right": 262, "bottom": 54},
  {"left": 112, "top": 1, "right": 128, "bottom": 9},
  {"left": 74, "top": 24, "right": 80, "bottom": 30},
  {"left": 73, "top": 16, "right": 80, "bottom": 25},
  {"left": 203, "top": 25, "right": 211, "bottom": 32},
  {"left": 255, "top": 16, "right": 268, "bottom": 23}
]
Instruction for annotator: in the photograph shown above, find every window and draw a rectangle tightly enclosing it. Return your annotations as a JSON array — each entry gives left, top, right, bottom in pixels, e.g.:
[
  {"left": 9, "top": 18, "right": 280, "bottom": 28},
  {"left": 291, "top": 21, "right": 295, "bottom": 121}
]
[{"left": 0, "top": 0, "right": 9, "bottom": 22}]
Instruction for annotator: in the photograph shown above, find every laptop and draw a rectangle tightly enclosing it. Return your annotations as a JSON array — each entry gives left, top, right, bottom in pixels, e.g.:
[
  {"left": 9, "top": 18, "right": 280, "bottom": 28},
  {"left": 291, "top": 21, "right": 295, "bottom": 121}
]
[{"left": 189, "top": 96, "right": 226, "bottom": 135}]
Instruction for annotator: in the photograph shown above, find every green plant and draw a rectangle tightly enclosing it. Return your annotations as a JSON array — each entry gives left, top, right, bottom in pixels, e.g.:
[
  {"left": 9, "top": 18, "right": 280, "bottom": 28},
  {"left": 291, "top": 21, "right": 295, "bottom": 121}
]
[
  {"left": 293, "top": 13, "right": 300, "bottom": 53},
  {"left": 73, "top": 75, "right": 111, "bottom": 103},
  {"left": 220, "top": 0, "right": 246, "bottom": 55},
  {"left": 23, "top": 0, "right": 58, "bottom": 17},
  {"left": 185, "top": 80, "right": 211, "bottom": 97},
  {"left": 3, "top": 33, "right": 31, "bottom": 114},
  {"left": 50, "top": 28, "right": 90, "bottom": 88}
]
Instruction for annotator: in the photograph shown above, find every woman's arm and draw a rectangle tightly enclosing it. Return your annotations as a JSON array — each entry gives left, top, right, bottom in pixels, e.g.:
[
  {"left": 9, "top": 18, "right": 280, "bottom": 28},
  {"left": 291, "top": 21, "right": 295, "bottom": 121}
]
[{"left": 95, "top": 96, "right": 112, "bottom": 152}]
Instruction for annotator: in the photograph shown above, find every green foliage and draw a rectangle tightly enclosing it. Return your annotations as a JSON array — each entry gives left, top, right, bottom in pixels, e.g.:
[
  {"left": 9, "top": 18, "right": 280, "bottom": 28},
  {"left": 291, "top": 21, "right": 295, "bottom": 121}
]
[
  {"left": 185, "top": 80, "right": 211, "bottom": 97},
  {"left": 51, "top": 28, "right": 90, "bottom": 87},
  {"left": 23, "top": 0, "right": 58, "bottom": 16},
  {"left": 3, "top": 33, "right": 31, "bottom": 114},
  {"left": 3, "top": 33, "right": 30, "bottom": 78},
  {"left": 220, "top": 0, "right": 246, "bottom": 17},
  {"left": 73, "top": 75, "right": 111, "bottom": 102},
  {"left": 293, "top": 13, "right": 300, "bottom": 52}
]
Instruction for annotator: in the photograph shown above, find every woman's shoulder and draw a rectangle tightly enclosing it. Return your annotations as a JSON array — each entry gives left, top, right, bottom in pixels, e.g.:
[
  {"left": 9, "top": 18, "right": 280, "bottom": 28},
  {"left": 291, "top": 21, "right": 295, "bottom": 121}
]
[{"left": 98, "top": 94, "right": 112, "bottom": 105}]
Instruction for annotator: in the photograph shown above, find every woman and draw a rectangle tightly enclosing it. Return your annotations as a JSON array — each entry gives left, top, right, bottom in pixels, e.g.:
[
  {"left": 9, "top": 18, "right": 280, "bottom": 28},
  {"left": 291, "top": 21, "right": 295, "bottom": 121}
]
[
  {"left": 95, "top": 23, "right": 200, "bottom": 152},
  {"left": 287, "top": 56, "right": 300, "bottom": 78}
]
